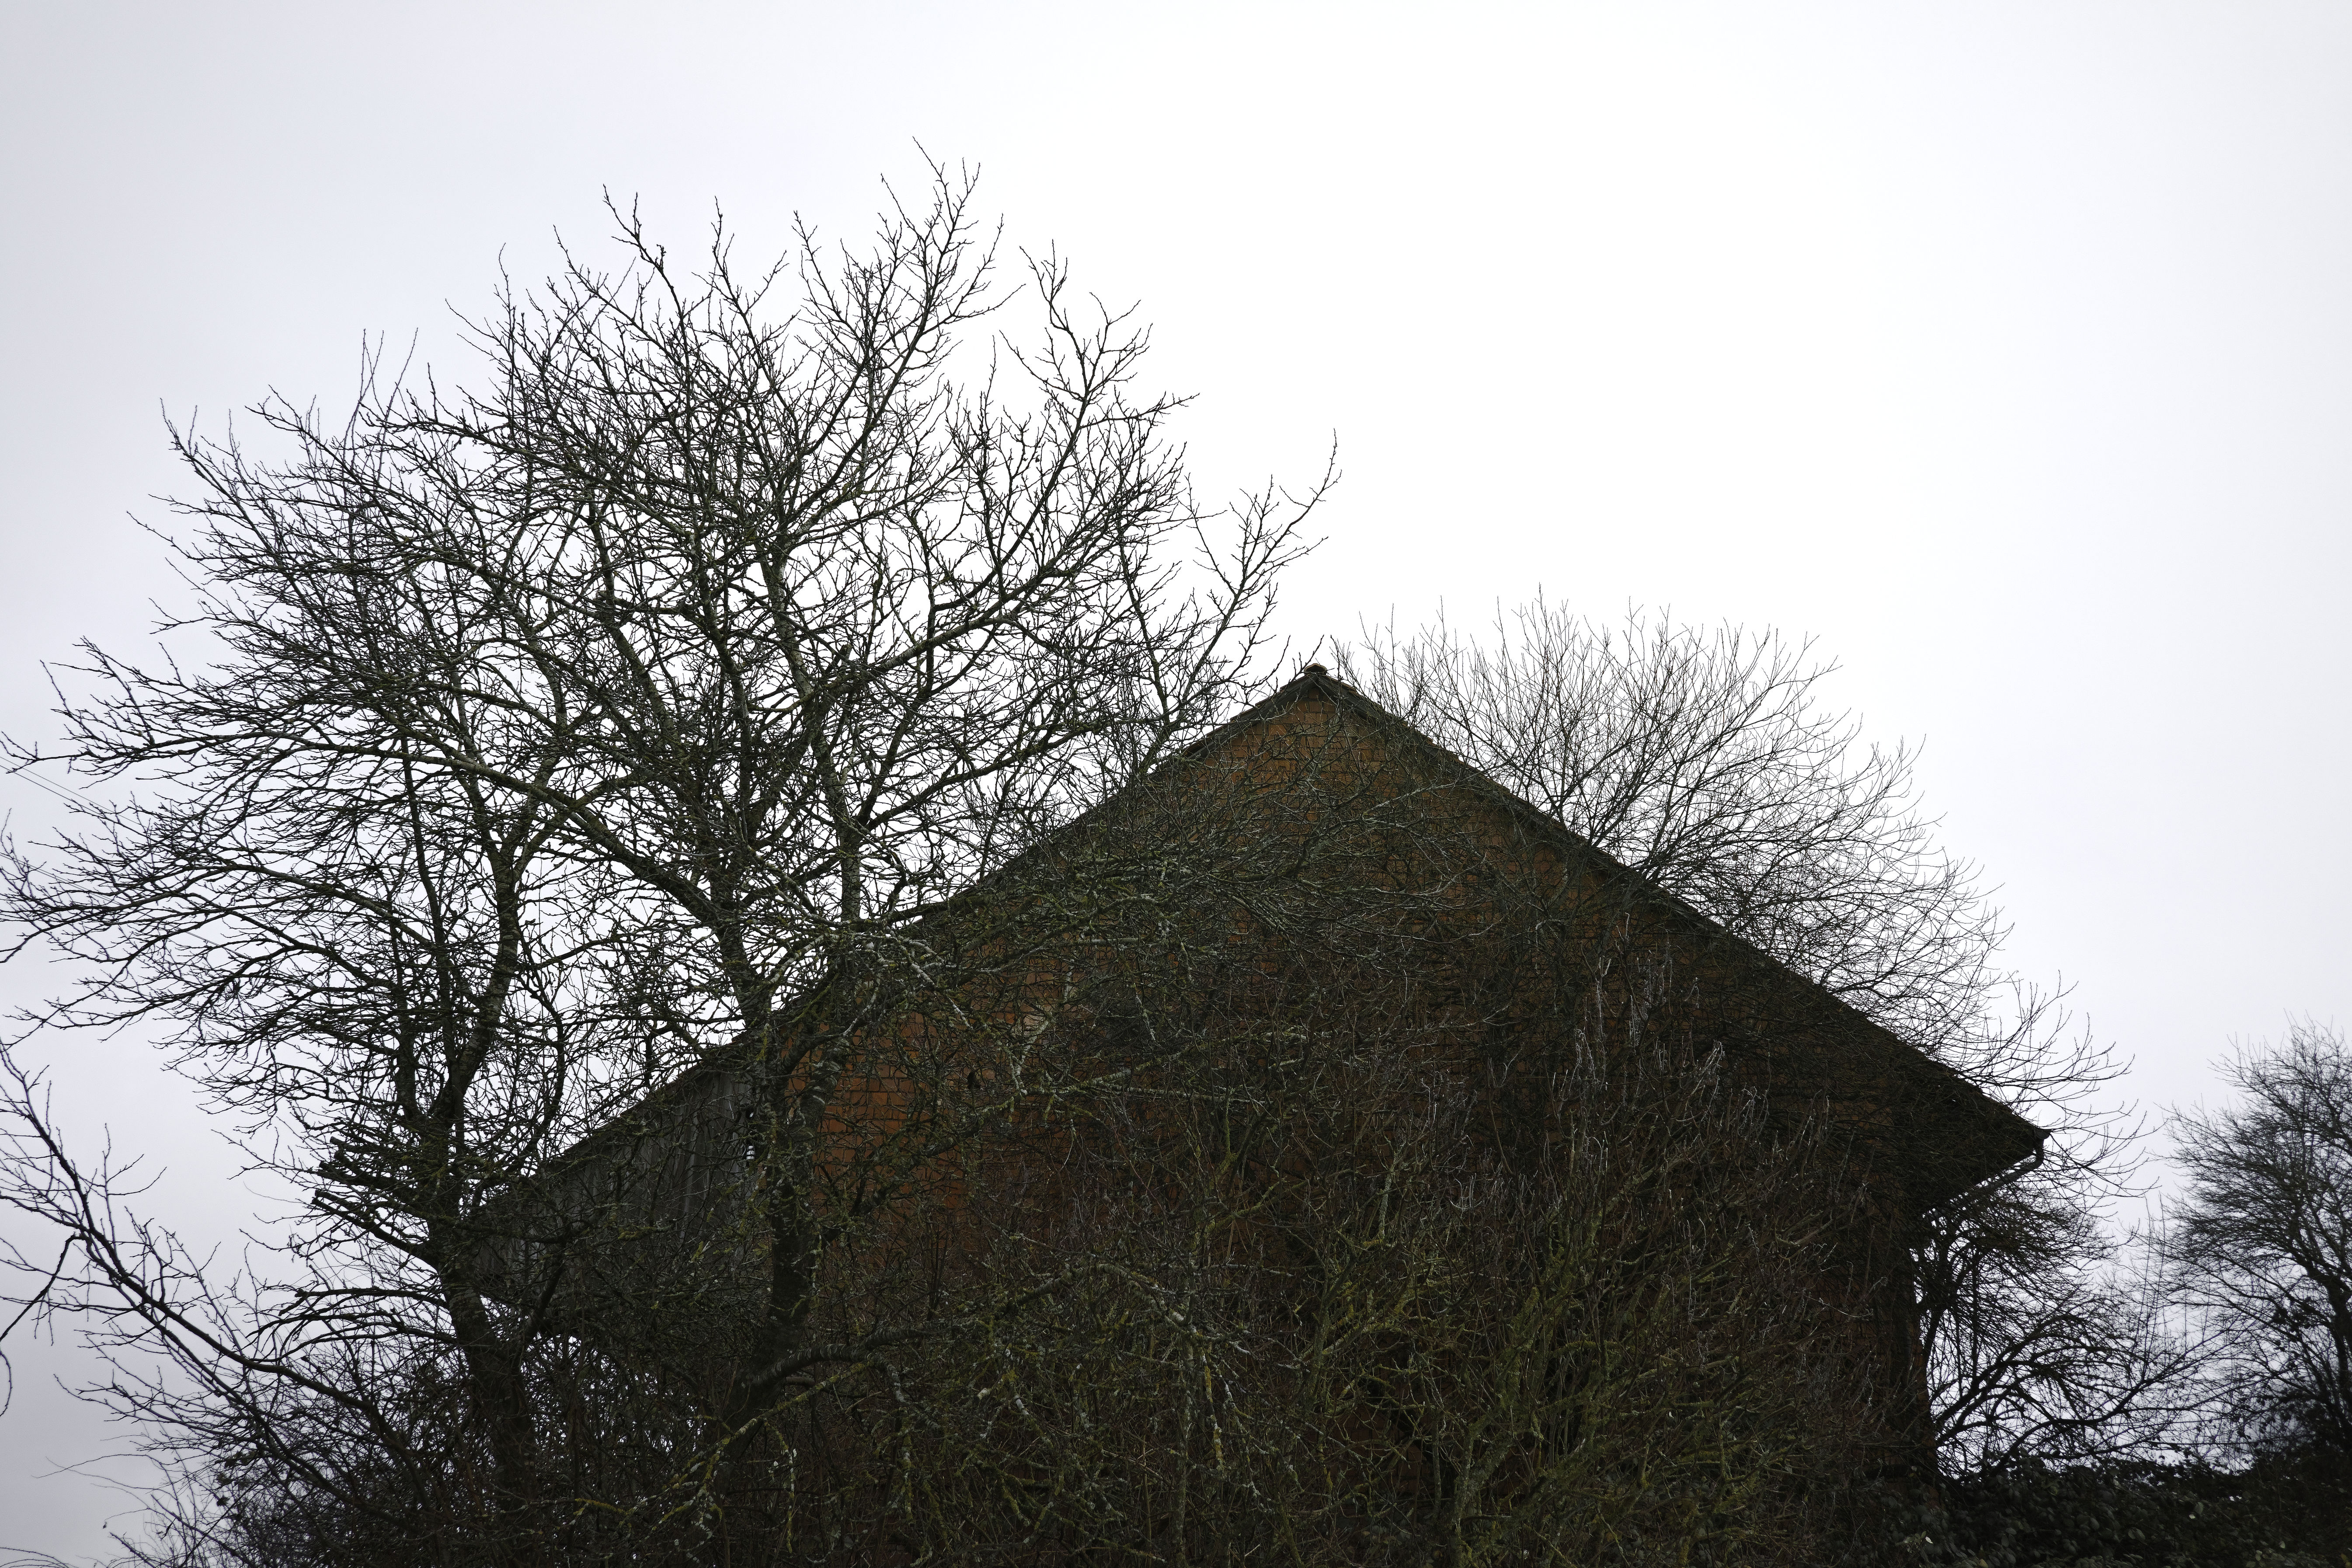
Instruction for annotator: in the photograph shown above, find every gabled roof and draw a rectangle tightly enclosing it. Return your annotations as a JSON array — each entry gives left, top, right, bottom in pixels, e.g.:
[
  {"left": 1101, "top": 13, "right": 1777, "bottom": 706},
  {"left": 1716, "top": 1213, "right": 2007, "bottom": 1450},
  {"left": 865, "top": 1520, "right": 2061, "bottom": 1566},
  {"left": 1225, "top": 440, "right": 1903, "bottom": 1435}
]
[
  {"left": 1181, "top": 663, "right": 2045, "bottom": 1208},
  {"left": 531, "top": 662, "right": 2043, "bottom": 1219}
]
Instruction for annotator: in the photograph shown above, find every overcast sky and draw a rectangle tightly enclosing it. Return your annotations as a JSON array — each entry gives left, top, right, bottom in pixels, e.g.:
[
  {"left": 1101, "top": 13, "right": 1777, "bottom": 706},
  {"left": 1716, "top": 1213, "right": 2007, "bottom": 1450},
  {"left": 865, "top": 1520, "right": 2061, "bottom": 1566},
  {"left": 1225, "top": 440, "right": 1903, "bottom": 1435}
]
[{"left": 4, "top": 3, "right": 2349, "bottom": 1557}]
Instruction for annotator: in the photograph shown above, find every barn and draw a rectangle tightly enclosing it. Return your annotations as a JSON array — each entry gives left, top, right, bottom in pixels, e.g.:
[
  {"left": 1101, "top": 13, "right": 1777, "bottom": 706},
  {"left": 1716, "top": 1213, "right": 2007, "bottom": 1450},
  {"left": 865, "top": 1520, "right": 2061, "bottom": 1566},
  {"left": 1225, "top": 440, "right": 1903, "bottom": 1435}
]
[{"left": 481, "top": 662, "right": 2044, "bottom": 1545}]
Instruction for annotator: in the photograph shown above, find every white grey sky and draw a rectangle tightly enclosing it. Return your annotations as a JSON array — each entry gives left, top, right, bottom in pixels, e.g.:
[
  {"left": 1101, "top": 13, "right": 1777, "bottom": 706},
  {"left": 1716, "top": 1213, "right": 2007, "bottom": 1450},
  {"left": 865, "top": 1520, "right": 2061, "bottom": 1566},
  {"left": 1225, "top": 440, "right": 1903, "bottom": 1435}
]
[{"left": 3, "top": 3, "right": 2348, "bottom": 1557}]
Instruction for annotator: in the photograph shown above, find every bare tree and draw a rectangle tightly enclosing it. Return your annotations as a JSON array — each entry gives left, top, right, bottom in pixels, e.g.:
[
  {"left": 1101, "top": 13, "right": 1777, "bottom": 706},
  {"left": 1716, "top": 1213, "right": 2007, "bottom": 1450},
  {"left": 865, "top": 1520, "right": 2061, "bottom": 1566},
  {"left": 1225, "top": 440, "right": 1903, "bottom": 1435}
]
[
  {"left": 0, "top": 164, "right": 1314, "bottom": 1562},
  {"left": 1344, "top": 599, "right": 1994, "bottom": 1043},
  {"left": 1912, "top": 1145, "right": 2195, "bottom": 1469},
  {"left": 2172, "top": 1022, "right": 2352, "bottom": 1458}
]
